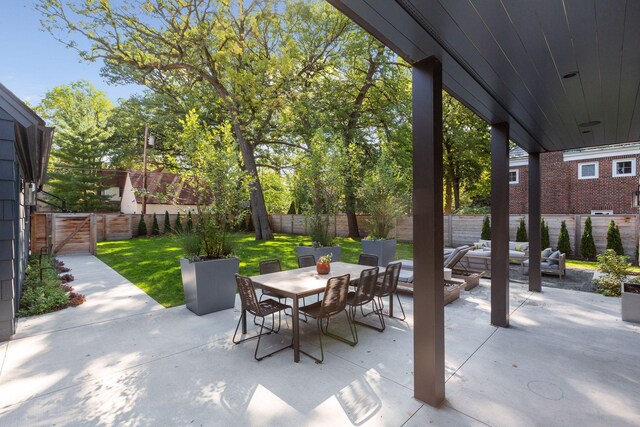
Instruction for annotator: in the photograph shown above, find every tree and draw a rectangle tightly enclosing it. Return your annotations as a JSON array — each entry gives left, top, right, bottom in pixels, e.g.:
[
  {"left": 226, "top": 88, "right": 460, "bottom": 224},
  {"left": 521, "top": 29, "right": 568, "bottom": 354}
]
[
  {"left": 557, "top": 220, "right": 571, "bottom": 256},
  {"left": 138, "top": 215, "right": 147, "bottom": 236},
  {"left": 516, "top": 218, "right": 528, "bottom": 242},
  {"left": 580, "top": 217, "right": 597, "bottom": 260},
  {"left": 35, "top": 81, "right": 114, "bottom": 212},
  {"left": 163, "top": 211, "right": 171, "bottom": 234},
  {"left": 541, "top": 218, "right": 550, "bottom": 249},
  {"left": 151, "top": 213, "right": 160, "bottom": 235},
  {"left": 175, "top": 212, "right": 183, "bottom": 234},
  {"left": 39, "top": 0, "right": 351, "bottom": 240},
  {"left": 481, "top": 216, "right": 491, "bottom": 240},
  {"left": 606, "top": 219, "right": 624, "bottom": 256},
  {"left": 187, "top": 212, "right": 194, "bottom": 232}
]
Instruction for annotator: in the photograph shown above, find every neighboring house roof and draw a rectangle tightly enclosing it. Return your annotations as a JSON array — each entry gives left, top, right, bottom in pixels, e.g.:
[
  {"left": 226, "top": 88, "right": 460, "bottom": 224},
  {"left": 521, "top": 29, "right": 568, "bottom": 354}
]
[
  {"left": 509, "top": 146, "right": 527, "bottom": 160},
  {"left": 128, "top": 171, "right": 200, "bottom": 205},
  {"left": 100, "top": 170, "right": 128, "bottom": 196},
  {"left": 510, "top": 142, "right": 640, "bottom": 165}
]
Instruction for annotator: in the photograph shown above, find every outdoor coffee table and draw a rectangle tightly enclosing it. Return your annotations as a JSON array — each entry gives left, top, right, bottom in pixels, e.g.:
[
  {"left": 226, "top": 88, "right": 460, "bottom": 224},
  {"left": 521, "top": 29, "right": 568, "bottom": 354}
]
[{"left": 249, "top": 261, "right": 383, "bottom": 363}]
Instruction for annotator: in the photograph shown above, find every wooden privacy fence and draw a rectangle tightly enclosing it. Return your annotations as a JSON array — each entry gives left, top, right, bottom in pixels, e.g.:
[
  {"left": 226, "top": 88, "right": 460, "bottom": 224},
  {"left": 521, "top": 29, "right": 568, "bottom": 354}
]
[{"left": 269, "top": 213, "right": 640, "bottom": 258}]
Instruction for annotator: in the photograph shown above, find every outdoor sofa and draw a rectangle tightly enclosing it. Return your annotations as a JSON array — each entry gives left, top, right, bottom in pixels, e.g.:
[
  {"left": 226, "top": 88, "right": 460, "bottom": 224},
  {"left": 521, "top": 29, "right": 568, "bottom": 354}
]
[
  {"left": 522, "top": 248, "right": 566, "bottom": 279},
  {"left": 456, "top": 239, "right": 529, "bottom": 277}
]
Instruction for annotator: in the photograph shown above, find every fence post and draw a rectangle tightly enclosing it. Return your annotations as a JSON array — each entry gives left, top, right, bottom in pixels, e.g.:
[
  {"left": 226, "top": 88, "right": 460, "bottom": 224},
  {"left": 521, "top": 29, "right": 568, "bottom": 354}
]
[
  {"left": 574, "top": 215, "right": 582, "bottom": 257},
  {"left": 90, "top": 213, "right": 97, "bottom": 255}
]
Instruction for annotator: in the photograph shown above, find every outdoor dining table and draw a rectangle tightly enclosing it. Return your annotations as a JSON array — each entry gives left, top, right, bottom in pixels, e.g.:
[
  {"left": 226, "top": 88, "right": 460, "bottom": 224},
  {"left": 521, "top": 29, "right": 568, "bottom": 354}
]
[{"left": 248, "top": 261, "right": 385, "bottom": 363}]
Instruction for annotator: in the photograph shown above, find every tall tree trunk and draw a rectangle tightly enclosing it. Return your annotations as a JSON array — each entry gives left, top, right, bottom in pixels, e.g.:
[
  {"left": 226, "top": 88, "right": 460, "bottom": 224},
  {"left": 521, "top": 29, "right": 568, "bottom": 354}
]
[
  {"left": 234, "top": 124, "right": 274, "bottom": 240},
  {"left": 453, "top": 177, "right": 461, "bottom": 210},
  {"left": 444, "top": 179, "right": 453, "bottom": 214},
  {"left": 344, "top": 170, "right": 360, "bottom": 238}
]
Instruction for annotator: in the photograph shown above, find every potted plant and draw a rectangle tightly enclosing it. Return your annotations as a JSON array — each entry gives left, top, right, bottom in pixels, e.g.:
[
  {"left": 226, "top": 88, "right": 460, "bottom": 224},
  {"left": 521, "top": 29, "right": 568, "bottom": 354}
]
[
  {"left": 316, "top": 253, "right": 332, "bottom": 275},
  {"left": 176, "top": 111, "right": 248, "bottom": 315},
  {"left": 295, "top": 135, "right": 342, "bottom": 261},
  {"left": 359, "top": 156, "right": 407, "bottom": 267}
]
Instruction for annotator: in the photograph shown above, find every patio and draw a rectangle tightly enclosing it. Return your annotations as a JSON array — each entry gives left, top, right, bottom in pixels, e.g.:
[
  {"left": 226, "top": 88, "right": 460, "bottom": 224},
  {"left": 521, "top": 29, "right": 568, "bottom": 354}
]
[{"left": 1, "top": 255, "right": 639, "bottom": 426}]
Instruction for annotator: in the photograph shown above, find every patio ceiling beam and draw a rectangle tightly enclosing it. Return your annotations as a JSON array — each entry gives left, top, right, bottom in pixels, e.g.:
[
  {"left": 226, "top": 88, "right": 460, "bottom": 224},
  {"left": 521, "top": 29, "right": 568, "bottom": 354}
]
[
  {"left": 528, "top": 153, "right": 542, "bottom": 292},
  {"left": 491, "top": 122, "right": 510, "bottom": 327},
  {"left": 412, "top": 56, "right": 445, "bottom": 406}
]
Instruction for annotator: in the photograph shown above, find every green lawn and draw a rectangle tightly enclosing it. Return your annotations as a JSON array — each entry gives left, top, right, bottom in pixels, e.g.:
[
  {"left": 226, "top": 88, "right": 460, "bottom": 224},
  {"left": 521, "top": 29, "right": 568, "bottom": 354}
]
[
  {"left": 97, "top": 233, "right": 413, "bottom": 308},
  {"left": 567, "top": 259, "right": 640, "bottom": 273}
]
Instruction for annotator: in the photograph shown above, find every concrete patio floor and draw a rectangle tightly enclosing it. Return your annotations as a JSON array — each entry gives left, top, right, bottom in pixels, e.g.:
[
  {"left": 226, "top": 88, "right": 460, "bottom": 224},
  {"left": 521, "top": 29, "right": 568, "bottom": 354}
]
[{"left": 1, "top": 255, "right": 639, "bottom": 426}]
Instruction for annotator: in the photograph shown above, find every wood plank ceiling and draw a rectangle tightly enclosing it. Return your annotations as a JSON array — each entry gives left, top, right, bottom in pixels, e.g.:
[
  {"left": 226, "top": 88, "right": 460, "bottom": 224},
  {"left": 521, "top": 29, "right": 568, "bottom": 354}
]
[{"left": 328, "top": 0, "right": 640, "bottom": 154}]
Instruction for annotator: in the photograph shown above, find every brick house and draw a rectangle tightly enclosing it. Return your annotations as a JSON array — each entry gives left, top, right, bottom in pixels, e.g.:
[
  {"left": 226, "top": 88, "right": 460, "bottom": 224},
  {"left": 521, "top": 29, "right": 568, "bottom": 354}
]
[{"left": 509, "top": 144, "right": 640, "bottom": 214}]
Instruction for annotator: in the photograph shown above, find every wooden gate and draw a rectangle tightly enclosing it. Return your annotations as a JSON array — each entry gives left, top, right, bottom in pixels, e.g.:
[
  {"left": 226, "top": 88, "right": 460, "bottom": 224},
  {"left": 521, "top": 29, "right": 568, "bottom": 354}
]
[{"left": 51, "top": 213, "right": 97, "bottom": 255}]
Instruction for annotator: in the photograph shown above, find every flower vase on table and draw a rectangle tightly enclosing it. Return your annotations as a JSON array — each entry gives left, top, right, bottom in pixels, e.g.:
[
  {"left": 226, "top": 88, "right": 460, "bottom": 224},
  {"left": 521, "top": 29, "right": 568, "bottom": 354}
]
[{"left": 316, "top": 253, "right": 332, "bottom": 275}]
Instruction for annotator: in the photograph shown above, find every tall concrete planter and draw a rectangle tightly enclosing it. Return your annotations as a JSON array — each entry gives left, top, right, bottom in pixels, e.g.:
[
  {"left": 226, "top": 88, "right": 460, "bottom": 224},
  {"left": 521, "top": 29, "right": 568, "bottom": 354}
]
[
  {"left": 621, "top": 282, "right": 640, "bottom": 323},
  {"left": 295, "top": 245, "right": 341, "bottom": 262},
  {"left": 180, "top": 257, "right": 239, "bottom": 315},
  {"left": 361, "top": 239, "right": 396, "bottom": 267}
]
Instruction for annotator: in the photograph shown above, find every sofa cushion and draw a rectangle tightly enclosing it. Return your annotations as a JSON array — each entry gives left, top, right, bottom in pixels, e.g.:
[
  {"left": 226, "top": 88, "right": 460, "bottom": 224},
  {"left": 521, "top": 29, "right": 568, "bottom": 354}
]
[
  {"left": 541, "top": 261, "right": 559, "bottom": 270},
  {"left": 467, "top": 249, "right": 491, "bottom": 257},
  {"left": 509, "top": 250, "right": 527, "bottom": 259},
  {"left": 548, "top": 250, "right": 561, "bottom": 265},
  {"left": 542, "top": 248, "right": 553, "bottom": 258},
  {"left": 479, "top": 239, "right": 491, "bottom": 248}
]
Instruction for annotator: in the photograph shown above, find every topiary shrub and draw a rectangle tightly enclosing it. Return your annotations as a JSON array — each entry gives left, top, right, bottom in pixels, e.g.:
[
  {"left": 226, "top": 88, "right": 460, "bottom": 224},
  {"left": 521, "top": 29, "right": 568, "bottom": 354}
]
[
  {"left": 557, "top": 220, "right": 571, "bottom": 256},
  {"left": 186, "top": 211, "right": 194, "bottom": 232},
  {"left": 580, "top": 216, "right": 597, "bottom": 260},
  {"left": 516, "top": 217, "right": 528, "bottom": 242},
  {"left": 175, "top": 212, "right": 183, "bottom": 233},
  {"left": 593, "top": 249, "right": 629, "bottom": 296},
  {"left": 481, "top": 215, "right": 491, "bottom": 240},
  {"left": 164, "top": 210, "right": 171, "bottom": 234},
  {"left": 151, "top": 213, "right": 160, "bottom": 235},
  {"left": 541, "top": 218, "right": 550, "bottom": 249},
  {"left": 138, "top": 215, "right": 148, "bottom": 236},
  {"left": 606, "top": 219, "right": 624, "bottom": 256}
]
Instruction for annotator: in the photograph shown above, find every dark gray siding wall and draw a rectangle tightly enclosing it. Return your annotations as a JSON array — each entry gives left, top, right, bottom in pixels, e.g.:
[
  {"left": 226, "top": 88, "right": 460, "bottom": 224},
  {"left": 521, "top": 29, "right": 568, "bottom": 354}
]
[{"left": 0, "top": 108, "right": 17, "bottom": 340}]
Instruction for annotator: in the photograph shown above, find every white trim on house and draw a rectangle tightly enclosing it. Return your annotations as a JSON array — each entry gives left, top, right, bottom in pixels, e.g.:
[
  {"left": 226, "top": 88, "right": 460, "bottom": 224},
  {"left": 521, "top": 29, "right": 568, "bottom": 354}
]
[
  {"left": 509, "top": 159, "right": 528, "bottom": 167},
  {"left": 578, "top": 161, "right": 599, "bottom": 179},
  {"left": 564, "top": 146, "right": 640, "bottom": 162},
  {"left": 612, "top": 158, "right": 636, "bottom": 177},
  {"left": 509, "top": 169, "right": 520, "bottom": 184},
  {"left": 591, "top": 210, "right": 613, "bottom": 215}
]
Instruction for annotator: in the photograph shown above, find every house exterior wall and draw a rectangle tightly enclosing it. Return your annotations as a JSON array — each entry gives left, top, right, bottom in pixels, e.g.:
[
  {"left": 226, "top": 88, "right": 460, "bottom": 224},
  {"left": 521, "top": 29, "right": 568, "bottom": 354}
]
[
  {"left": 0, "top": 109, "right": 18, "bottom": 339},
  {"left": 120, "top": 174, "right": 197, "bottom": 215},
  {"left": 509, "top": 150, "right": 639, "bottom": 214}
]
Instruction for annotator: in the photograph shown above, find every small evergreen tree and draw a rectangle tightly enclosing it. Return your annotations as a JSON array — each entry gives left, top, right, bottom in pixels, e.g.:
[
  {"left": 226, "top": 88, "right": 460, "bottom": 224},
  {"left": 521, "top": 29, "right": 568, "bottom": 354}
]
[
  {"left": 606, "top": 219, "right": 624, "bottom": 256},
  {"left": 557, "top": 220, "right": 571, "bottom": 255},
  {"left": 151, "top": 213, "right": 160, "bottom": 235},
  {"left": 163, "top": 210, "right": 171, "bottom": 234},
  {"left": 516, "top": 217, "right": 528, "bottom": 242},
  {"left": 174, "top": 212, "right": 183, "bottom": 233},
  {"left": 186, "top": 211, "right": 194, "bottom": 232},
  {"left": 137, "top": 215, "right": 147, "bottom": 236},
  {"left": 580, "top": 217, "right": 597, "bottom": 260},
  {"left": 541, "top": 218, "right": 550, "bottom": 249},
  {"left": 481, "top": 215, "right": 491, "bottom": 240}
]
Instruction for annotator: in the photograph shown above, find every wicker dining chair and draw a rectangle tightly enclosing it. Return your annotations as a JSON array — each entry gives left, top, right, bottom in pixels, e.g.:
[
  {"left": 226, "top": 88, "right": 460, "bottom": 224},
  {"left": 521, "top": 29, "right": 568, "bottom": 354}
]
[
  {"left": 358, "top": 253, "right": 379, "bottom": 267},
  {"left": 347, "top": 266, "right": 384, "bottom": 334},
  {"left": 297, "top": 254, "right": 316, "bottom": 268},
  {"left": 373, "top": 261, "right": 405, "bottom": 320},
  {"left": 233, "top": 274, "right": 292, "bottom": 361},
  {"left": 299, "top": 274, "right": 357, "bottom": 363}
]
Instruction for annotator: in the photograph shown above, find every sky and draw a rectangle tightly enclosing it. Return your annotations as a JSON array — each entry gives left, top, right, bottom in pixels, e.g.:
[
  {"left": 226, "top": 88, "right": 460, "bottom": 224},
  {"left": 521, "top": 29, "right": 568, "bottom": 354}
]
[{"left": 0, "top": 1, "right": 145, "bottom": 105}]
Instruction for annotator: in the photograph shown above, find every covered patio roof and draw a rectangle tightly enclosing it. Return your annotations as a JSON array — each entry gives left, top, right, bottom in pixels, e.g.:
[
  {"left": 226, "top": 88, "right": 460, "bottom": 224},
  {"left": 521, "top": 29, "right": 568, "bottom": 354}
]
[{"left": 328, "top": 0, "right": 640, "bottom": 153}]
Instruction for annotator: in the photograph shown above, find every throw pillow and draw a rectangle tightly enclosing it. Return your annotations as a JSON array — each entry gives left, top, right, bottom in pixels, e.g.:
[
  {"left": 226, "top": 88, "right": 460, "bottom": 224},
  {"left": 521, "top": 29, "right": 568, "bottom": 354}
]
[
  {"left": 541, "top": 248, "right": 553, "bottom": 258},
  {"left": 548, "top": 250, "right": 561, "bottom": 265},
  {"left": 515, "top": 244, "right": 525, "bottom": 252}
]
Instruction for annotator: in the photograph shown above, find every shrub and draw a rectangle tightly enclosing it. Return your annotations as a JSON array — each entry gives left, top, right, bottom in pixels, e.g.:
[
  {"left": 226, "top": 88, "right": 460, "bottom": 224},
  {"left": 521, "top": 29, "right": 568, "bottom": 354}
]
[
  {"left": 580, "top": 217, "right": 597, "bottom": 260},
  {"left": 516, "top": 217, "right": 527, "bottom": 242},
  {"left": 481, "top": 216, "right": 491, "bottom": 240},
  {"left": 593, "top": 249, "right": 629, "bottom": 296},
  {"left": 175, "top": 212, "right": 183, "bottom": 233},
  {"left": 164, "top": 210, "right": 171, "bottom": 234},
  {"left": 151, "top": 213, "right": 160, "bottom": 235},
  {"left": 541, "top": 218, "right": 550, "bottom": 249},
  {"left": 557, "top": 220, "right": 571, "bottom": 255},
  {"left": 186, "top": 211, "right": 194, "bottom": 232},
  {"left": 606, "top": 219, "right": 624, "bottom": 256},
  {"left": 138, "top": 215, "right": 148, "bottom": 236}
]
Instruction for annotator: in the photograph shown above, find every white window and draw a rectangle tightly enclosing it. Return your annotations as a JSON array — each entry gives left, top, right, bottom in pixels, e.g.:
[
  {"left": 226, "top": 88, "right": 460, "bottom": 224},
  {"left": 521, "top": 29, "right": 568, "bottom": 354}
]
[
  {"left": 578, "top": 162, "right": 599, "bottom": 179},
  {"left": 509, "top": 169, "right": 519, "bottom": 184},
  {"left": 612, "top": 159, "right": 636, "bottom": 177},
  {"left": 591, "top": 210, "right": 613, "bottom": 215}
]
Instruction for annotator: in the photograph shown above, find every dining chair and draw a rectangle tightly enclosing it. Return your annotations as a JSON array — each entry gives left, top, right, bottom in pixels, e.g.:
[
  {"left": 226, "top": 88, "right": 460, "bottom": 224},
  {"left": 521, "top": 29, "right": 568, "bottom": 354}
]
[
  {"left": 373, "top": 261, "right": 405, "bottom": 320},
  {"left": 299, "top": 274, "right": 357, "bottom": 363},
  {"left": 259, "top": 259, "right": 287, "bottom": 301},
  {"left": 347, "top": 266, "right": 384, "bottom": 334},
  {"left": 297, "top": 254, "right": 316, "bottom": 268},
  {"left": 358, "top": 253, "right": 379, "bottom": 267},
  {"left": 233, "top": 274, "right": 292, "bottom": 361}
]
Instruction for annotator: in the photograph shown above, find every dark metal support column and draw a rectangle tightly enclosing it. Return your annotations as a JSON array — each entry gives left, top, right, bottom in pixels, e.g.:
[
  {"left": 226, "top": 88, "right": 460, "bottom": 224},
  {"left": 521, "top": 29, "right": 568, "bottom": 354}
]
[
  {"left": 412, "top": 56, "right": 445, "bottom": 406},
  {"left": 528, "top": 152, "right": 542, "bottom": 292},
  {"left": 491, "top": 123, "right": 510, "bottom": 327}
]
